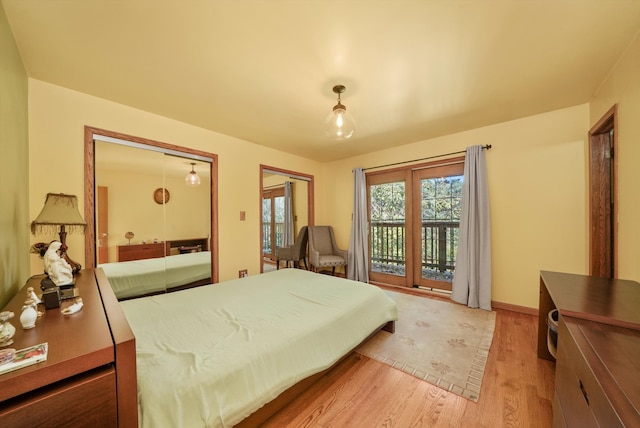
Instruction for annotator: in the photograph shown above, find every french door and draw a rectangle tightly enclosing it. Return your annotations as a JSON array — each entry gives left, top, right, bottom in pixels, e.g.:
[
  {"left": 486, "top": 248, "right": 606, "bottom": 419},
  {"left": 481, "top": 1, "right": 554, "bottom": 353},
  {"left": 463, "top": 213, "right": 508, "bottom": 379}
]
[
  {"left": 367, "top": 158, "right": 464, "bottom": 290},
  {"left": 262, "top": 187, "right": 285, "bottom": 261}
]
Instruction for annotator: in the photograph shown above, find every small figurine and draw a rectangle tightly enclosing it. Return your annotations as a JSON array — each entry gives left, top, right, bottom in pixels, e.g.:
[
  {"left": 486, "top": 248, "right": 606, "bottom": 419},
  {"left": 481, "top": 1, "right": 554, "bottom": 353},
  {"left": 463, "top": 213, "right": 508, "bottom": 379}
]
[
  {"left": 20, "top": 299, "right": 37, "bottom": 329},
  {"left": 0, "top": 311, "right": 16, "bottom": 346},
  {"left": 27, "top": 286, "right": 41, "bottom": 305},
  {"left": 43, "top": 241, "right": 73, "bottom": 286},
  {"left": 61, "top": 298, "right": 83, "bottom": 316}
]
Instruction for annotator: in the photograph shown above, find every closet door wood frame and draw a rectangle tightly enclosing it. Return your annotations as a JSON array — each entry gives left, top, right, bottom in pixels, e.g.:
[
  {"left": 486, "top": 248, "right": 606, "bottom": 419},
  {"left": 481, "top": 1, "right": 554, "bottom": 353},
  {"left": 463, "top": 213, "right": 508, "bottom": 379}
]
[{"left": 83, "top": 125, "right": 219, "bottom": 284}]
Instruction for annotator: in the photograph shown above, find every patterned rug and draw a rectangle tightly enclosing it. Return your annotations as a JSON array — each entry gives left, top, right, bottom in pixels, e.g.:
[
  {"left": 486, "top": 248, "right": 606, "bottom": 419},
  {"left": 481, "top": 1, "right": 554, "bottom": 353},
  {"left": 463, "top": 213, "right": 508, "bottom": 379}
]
[{"left": 356, "top": 290, "right": 496, "bottom": 402}]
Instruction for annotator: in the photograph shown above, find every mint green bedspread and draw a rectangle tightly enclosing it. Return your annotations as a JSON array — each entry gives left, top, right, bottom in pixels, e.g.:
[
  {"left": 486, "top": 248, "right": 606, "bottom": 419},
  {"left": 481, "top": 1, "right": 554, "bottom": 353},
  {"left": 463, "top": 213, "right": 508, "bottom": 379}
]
[
  {"left": 99, "top": 251, "right": 211, "bottom": 299},
  {"left": 119, "top": 269, "right": 398, "bottom": 427}
]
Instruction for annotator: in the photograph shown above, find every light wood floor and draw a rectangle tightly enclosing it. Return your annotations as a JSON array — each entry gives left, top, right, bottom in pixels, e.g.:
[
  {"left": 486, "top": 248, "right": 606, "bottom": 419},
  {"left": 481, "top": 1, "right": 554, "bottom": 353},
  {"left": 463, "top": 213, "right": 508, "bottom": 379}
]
[{"left": 263, "top": 301, "right": 556, "bottom": 427}]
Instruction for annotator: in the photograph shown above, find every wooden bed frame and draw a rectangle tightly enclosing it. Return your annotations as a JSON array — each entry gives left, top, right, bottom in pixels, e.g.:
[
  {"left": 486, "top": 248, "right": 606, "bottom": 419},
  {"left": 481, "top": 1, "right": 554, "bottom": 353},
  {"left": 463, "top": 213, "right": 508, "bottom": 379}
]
[
  {"left": 164, "top": 237, "right": 209, "bottom": 255},
  {"left": 94, "top": 268, "right": 394, "bottom": 427}
]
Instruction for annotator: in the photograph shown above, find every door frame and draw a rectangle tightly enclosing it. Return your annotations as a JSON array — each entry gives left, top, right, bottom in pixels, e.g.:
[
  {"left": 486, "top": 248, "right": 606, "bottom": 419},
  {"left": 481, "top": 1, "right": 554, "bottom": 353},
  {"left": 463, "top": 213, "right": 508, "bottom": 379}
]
[
  {"left": 588, "top": 104, "right": 618, "bottom": 278},
  {"left": 259, "top": 165, "right": 314, "bottom": 273},
  {"left": 366, "top": 157, "right": 465, "bottom": 289}
]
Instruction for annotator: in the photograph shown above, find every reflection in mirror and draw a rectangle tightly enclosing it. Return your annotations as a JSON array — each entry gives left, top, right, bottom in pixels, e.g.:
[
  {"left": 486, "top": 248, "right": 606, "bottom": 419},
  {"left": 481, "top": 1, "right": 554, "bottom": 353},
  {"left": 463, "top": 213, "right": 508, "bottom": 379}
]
[
  {"left": 260, "top": 166, "right": 313, "bottom": 273},
  {"left": 85, "top": 127, "right": 217, "bottom": 300}
]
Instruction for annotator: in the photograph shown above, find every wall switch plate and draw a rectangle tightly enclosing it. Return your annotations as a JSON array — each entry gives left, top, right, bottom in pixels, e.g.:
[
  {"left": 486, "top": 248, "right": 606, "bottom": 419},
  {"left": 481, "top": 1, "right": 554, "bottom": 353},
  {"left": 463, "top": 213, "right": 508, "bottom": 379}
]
[{"left": 240, "top": 211, "right": 246, "bottom": 221}]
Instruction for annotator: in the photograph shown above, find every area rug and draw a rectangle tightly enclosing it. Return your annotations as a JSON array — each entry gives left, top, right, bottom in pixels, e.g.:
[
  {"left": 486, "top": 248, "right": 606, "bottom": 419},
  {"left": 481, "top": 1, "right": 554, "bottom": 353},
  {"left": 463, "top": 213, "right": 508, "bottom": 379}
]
[{"left": 356, "top": 290, "right": 496, "bottom": 402}]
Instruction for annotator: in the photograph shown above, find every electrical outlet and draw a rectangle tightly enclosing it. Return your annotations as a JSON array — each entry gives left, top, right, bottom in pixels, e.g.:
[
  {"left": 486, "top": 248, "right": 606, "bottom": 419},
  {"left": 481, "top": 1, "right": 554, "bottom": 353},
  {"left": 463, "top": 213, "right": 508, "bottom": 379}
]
[{"left": 239, "top": 269, "right": 248, "bottom": 278}]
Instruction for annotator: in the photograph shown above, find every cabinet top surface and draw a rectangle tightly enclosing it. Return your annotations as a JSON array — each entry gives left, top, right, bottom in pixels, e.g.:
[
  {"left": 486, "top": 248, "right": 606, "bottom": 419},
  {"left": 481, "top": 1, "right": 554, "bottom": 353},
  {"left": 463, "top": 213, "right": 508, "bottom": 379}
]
[
  {"left": 541, "top": 270, "right": 640, "bottom": 331},
  {"left": 0, "top": 270, "right": 114, "bottom": 401}
]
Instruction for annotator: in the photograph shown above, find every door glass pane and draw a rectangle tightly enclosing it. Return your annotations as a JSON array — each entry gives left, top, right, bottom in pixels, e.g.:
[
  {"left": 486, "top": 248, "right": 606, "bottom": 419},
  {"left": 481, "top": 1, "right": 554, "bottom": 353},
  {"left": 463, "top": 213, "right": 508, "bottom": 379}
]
[
  {"left": 370, "top": 181, "right": 406, "bottom": 276},
  {"left": 274, "top": 195, "right": 285, "bottom": 249},
  {"left": 419, "top": 175, "right": 463, "bottom": 282},
  {"left": 262, "top": 198, "right": 272, "bottom": 254}
]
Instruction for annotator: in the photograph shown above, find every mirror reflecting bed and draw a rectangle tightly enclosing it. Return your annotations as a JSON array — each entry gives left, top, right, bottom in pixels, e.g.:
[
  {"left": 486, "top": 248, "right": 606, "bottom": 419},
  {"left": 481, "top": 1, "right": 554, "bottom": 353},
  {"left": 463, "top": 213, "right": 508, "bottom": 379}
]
[{"left": 85, "top": 129, "right": 217, "bottom": 299}]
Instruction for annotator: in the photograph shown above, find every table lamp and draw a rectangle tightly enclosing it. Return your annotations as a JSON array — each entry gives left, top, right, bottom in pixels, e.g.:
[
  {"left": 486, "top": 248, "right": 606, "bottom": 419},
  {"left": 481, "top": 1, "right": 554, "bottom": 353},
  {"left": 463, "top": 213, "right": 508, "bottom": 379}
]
[{"left": 31, "top": 193, "right": 87, "bottom": 274}]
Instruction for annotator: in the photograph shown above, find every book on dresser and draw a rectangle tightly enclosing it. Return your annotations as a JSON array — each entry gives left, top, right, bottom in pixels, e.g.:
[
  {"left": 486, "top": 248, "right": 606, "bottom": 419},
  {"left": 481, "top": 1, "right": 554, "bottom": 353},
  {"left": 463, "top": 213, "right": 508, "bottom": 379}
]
[{"left": 0, "top": 343, "right": 48, "bottom": 376}]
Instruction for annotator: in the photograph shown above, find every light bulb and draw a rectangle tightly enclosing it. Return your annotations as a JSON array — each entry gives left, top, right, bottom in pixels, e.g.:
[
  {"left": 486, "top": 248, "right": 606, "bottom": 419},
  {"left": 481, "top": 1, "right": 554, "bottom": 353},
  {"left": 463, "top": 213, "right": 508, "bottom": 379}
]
[
  {"left": 185, "top": 164, "right": 201, "bottom": 187},
  {"left": 324, "top": 107, "right": 355, "bottom": 140}
]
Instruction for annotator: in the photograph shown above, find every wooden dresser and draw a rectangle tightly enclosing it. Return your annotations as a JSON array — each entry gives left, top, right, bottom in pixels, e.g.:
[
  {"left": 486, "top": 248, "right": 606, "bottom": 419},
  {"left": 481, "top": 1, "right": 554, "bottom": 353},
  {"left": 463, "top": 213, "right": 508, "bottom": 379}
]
[
  {"left": 538, "top": 271, "right": 640, "bottom": 427},
  {"left": 117, "top": 241, "right": 164, "bottom": 261},
  {"left": 0, "top": 270, "right": 137, "bottom": 427}
]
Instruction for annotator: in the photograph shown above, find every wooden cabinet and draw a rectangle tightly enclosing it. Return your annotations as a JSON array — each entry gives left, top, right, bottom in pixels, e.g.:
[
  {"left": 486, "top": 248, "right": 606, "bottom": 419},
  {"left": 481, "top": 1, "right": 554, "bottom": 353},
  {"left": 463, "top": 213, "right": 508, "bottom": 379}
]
[
  {"left": 117, "top": 242, "right": 164, "bottom": 261},
  {"left": 538, "top": 271, "right": 640, "bottom": 427},
  {"left": 554, "top": 316, "right": 640, "bottom": 427},
  {"left": 0, "top": 270, "right": 137, "bottom": 427}
]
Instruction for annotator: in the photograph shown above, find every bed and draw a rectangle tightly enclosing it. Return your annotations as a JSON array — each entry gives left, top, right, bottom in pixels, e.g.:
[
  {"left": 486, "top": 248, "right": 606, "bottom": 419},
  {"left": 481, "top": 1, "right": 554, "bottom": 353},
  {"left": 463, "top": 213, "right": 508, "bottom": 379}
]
[
  {"left": 98, "top": 251, "right": 212, "bottom": 300},
  {"left": 118, "top": 268, "right": 397, "bottom": 427}
]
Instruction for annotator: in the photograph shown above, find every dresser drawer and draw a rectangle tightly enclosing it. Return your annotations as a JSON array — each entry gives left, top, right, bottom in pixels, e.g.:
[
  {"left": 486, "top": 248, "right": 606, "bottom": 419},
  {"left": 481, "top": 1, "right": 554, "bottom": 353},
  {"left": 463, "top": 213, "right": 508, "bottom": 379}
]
[
  {"left": 0, "top": 366, "right": 117, "bottom": 427},
  {"left": 117, "top": 242, "right": 164, "bottom": 261},
  {"left": 555, "top": 317, "right": 624, "bottom": 428},
  {"left": 552, "top": 393, "right": 567, "bottom": 428}
]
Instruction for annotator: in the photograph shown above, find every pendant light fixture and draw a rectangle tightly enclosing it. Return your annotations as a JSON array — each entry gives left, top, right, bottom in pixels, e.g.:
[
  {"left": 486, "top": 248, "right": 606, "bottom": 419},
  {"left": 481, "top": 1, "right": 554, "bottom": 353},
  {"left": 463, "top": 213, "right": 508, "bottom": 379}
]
[
  {"left": 324, "top": 84, "right": 356, "bottom": 140},
  {"left": 185, "top": 162, "right": 201, "bottom": 187}
]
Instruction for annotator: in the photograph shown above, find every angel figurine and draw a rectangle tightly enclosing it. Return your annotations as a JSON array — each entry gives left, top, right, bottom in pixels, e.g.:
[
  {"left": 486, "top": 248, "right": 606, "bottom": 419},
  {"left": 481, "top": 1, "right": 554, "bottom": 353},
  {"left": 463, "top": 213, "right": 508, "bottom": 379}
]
[{"left": 43, "top": 241, "right": 73, "bottom": 286}]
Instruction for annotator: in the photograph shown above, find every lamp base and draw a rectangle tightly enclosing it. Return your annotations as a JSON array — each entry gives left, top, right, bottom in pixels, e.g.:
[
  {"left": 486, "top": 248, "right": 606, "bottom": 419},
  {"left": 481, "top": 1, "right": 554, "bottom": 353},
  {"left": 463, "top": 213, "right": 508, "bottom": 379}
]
[{"left": 62, "top": 252, "right": 82, "bottom": 274}]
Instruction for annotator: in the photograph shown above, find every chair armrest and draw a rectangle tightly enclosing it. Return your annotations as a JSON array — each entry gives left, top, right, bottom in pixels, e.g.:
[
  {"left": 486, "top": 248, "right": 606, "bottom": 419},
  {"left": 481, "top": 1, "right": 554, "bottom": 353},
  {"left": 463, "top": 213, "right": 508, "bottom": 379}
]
[
  {"left": 308, "top": 248, "right": 320, "bottom": 265},
  {"left": 335, "top": 248, "right": 348, "bottom": 261}
]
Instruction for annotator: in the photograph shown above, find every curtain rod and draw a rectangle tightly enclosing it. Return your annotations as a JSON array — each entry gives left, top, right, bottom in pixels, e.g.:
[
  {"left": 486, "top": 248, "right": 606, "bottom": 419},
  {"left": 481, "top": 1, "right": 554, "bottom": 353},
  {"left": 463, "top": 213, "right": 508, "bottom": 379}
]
[
  {"left": 363, "top": 144, "right": 492, "bottom": 171},
  {"left": 263, "top": 183, "right": 285, "bottom": 190}
]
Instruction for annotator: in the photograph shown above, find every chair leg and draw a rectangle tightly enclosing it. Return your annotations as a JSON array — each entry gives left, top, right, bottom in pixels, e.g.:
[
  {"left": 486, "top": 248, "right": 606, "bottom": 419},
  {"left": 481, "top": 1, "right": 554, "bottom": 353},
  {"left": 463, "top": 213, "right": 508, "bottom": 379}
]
[
  {"left": 302, "top": 258, "right": 308, "bottom": 270},
  {"left": 276, "top": 259, "right": 280, "bottom": 270},
  {"left": 332, "top": 266, "right": 336, "bottom": 276}
]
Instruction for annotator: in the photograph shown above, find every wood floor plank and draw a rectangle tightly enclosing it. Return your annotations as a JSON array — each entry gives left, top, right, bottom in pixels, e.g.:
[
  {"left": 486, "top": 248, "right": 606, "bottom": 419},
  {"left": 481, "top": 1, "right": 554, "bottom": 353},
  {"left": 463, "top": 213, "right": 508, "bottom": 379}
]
[{"left": 262, "top": 300, "right": 555, "bottom": 427}]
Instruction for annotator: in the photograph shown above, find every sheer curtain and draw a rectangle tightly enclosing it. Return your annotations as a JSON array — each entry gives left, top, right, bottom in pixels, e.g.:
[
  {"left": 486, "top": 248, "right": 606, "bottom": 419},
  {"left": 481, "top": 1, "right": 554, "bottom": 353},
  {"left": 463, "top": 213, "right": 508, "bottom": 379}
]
[
  {"left": 452, "top": 146, "right": 492, "bottom": 310},
  {"left": 282, "top": 181, "right": 294, "bottom": 246},
  {"left": 348, "top": 168, "right": 369, "bottom": 282}
]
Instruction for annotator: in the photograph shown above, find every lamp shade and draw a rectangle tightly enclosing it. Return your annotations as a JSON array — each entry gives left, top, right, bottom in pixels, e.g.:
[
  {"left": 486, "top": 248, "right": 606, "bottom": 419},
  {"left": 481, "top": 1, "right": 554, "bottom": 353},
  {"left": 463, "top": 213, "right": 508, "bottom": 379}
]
[
  {"left": 185, "top": 163, "right": 201, "bottom": 187},
  {"left": 30, "top": 193, "right": 86, "bottom": 235},
  {"left": 324, "top": 84, "right": 356, "bottom": 140},
  {"left": 324, "top": 106, "right": 356, "bottom": 140}
]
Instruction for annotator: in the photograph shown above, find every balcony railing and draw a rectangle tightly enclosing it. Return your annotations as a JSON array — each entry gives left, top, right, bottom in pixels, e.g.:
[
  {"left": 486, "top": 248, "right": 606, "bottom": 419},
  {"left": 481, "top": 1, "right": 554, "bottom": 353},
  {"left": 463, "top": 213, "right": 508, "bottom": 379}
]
[
  {"left": 370, "top": 220, "right": 459, "bottom": 279},
  {"left": 262, "top": 222, "right": 284, "bottom": 254}
]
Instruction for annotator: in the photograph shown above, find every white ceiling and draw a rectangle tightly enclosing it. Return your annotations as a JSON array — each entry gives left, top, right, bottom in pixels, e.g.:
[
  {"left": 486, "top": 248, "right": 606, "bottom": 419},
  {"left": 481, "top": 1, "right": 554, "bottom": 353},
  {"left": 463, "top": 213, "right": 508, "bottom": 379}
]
[{"left": 4, "top": 1, "right": 640, "bottom": 162}]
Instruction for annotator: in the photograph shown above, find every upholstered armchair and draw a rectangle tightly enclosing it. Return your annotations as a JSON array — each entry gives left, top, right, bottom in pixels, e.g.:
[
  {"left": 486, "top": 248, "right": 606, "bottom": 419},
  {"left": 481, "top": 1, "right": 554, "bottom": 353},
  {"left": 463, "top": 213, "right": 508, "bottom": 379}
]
[
  {"left": 307, "top": 225, "right": 348, "bottom": 275},
  {"left": 276, "top": 226, "right": 308, "bottom": 269}
]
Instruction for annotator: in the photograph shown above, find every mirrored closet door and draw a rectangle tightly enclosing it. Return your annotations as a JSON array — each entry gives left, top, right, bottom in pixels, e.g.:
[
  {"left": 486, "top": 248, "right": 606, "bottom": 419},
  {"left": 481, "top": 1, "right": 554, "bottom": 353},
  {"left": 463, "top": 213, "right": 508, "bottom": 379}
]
[{"left": 85, "top": 127, "right": 218, "bottom": 299}]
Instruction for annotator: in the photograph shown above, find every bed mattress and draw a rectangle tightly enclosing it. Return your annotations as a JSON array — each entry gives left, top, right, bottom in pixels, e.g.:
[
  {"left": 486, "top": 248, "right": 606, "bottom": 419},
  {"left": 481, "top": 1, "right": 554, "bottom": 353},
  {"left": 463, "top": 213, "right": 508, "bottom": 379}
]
[{"left": 119, "top": 268, "right": 397, "bottom": 427}]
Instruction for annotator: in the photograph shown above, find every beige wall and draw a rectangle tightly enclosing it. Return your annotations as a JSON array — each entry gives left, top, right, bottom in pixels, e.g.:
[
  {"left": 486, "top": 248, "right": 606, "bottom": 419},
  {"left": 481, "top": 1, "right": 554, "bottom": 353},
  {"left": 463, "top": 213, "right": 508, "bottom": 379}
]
[
  {"left": 27, "top": 79, "right": 324, "bottom": 284},
  {"left": 0, "top": 6, "right": 30, "bottom": 307},
  {"left": 589, "top": 32, "right": 640, "bottom": 282},
  {"left": 324, "top": 105, "right": 590, "bottom": 309}
]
